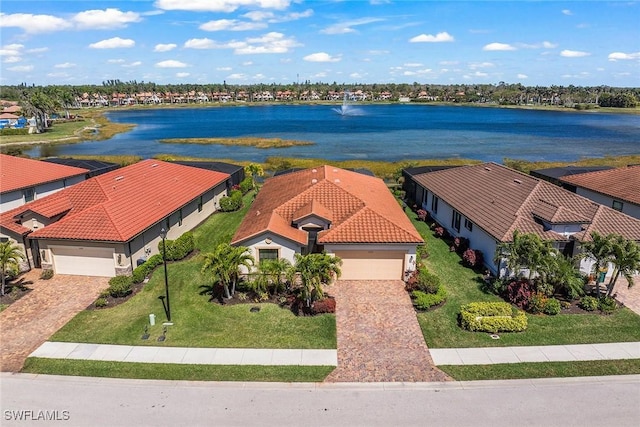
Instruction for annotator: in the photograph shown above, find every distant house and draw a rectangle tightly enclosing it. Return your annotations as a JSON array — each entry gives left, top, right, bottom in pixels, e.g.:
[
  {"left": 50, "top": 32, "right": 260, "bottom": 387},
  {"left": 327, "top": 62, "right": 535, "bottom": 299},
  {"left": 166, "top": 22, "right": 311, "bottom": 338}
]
[
  {"left": 558, "top": 165, "right": 640, "bottom": 220},
  {"left": 0, "top": 154, "right": 88, "bottom": 213},
  {"left": 530, "top": 166, "right": 613, "bottom": 189},
  {"left": 232, "top": 166, "right": 423, "bottom": 281},
  {"left": 41, "top": 158, "right": 120, "bottom": 179},
  {"left": 170, "top": 161, "right": 245, "bottom": 188},
  {"left": 0, "top": 160, "right": 230, "bottom": 276},
  {"left": 407, "top": 162, "right": 640, "bottom": 278}
]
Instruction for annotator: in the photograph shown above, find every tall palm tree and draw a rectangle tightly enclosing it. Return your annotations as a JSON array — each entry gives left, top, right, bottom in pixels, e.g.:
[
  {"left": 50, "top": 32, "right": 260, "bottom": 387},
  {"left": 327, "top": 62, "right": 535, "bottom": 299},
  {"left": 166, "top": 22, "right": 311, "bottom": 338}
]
[
  {"left": 201, "top": 243, "right": 253, "bottom": 299},
  {"left": 495, "top": 231, "right": 553, "bottom": 280},
  {"left": 294, "top": 253, "right": 342, "bottom": 306},
  {"left": 606, "top": 236, "right": 640, "bottom": 297},
  {"left": 259, "top": 258, "right": 293, "bottom": 295},
  {"left": 579, "top": 232, "right": 616, "bottom": 297},
  {"left": 0, "top": 241, "right": 24, "bottom": 296}
]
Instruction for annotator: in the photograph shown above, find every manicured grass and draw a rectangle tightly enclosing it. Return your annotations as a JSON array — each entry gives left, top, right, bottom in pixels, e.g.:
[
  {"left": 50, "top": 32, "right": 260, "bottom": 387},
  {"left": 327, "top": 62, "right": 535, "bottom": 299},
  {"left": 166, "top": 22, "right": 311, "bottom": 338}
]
[
  {"left": 22, "top": 358, "right": 334, "bottom": 382},
  {"left": 407, "top": 209, "right": 640, "bottom": 348},
  {"left": 504, "top": 155, "right": 640, "bottom": 174},
  {"left": 440, "top": 359, "right": 640, "bottom": 381},
  {"left": 159, "top": 137, "right": 314, "bottom": 148},
  {"left": 51, "top": 193, "right": 336, "bottom": 349}
]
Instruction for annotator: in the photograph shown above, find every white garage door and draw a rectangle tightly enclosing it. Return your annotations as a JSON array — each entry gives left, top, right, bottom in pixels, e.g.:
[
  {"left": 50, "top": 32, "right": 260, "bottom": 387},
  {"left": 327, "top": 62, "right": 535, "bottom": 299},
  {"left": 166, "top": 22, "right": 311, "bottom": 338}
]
[
  {"left": 52, "top": 246, "right": 115, "bottom": 277},
  {"left": 333, "top": 250, "right": 405, "bottom": 281}
]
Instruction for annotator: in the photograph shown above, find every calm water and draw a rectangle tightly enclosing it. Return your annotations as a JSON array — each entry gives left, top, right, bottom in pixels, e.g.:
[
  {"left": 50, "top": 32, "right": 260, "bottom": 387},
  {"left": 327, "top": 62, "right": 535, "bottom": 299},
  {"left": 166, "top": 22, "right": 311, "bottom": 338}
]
[{"left": 27, "top": 105, "right": 640, "bottom": 162}]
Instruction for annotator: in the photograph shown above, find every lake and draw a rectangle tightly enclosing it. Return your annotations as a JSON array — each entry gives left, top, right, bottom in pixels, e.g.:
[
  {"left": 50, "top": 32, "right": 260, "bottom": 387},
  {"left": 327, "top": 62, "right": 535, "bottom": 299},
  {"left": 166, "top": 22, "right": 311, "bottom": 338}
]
[{"left": 26, "top": 104, "right": 640, "bottom": 163}]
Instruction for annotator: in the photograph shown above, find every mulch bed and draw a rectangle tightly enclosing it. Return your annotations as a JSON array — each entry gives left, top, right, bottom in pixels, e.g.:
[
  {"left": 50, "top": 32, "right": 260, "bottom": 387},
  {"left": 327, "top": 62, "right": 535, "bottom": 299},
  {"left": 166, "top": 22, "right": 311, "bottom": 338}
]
[
  {"left": 89, "top": 279, "right": 147, "bottom": 310},
  {"left": 0, "top": 276, "right": 34, "bottom": 307}
]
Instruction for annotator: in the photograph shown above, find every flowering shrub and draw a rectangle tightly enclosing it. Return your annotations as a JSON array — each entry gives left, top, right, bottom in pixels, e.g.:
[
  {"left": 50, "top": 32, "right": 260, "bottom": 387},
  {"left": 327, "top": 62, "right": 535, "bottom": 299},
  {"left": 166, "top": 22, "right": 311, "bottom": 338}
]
[
  {"left": 505, "top": 279, "right": 534, "bottom": 309},
  {"left": 417, "top": 209, "right": 428, "bottom": 222},
  {"left": 434, "top": 226, "right": 447, "bottom": 238},
  {"left": 452, "top": 237, "right": 469, "bottom": 254},
  {"left": 528, "top": 292, "right": 548, "bottom": 314}
]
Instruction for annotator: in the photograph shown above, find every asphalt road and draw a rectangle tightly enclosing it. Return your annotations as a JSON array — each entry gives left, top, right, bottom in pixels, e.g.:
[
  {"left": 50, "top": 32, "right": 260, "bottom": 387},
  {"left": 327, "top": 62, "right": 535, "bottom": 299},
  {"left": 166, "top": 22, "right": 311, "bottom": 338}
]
[{"left": 2, "top": 374, "right": 639, "bottom": 427}]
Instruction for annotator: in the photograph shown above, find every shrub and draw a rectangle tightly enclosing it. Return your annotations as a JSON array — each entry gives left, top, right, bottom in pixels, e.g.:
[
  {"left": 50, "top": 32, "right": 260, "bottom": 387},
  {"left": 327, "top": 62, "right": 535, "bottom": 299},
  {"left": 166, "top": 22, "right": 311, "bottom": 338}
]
[
  {"left": 416, "top": 270, "right": 441, "bottom": 294},
  {"left": 598, "top": 296, "right": 617, "bottom": 314},
  {"left": 528, "top": 292, "right": 547, "bottom": 314},
  {"left": 505, "top": 279, "right": 534, "bottom": 309},
  {"left": 132, "top": 253, "right": 164, "bottom": 284},
  {"left": 543, "top": 298, "right": 561, "bottom": 315},
  {"left": 219, "top": 190, "right": 243, "bottom": 212},
  {"left": 579, "top": 296, "right": 598, "bottom": 311},
  {"left": 452, "top": 237, "right": 469, "bottom": 254},
  {"left": 158, "top": 232, "right": 195, "bottom": 261},
  {"left": 312, "top": 297, "right": 336, "bottom": 314},
  {"left": 412, "top": 287, "right": 447, "bottom": 310},
  {"left": 239, "top": 177, "right": 254, "bottom": 194},
  {"left": 459, "top": 302, "right": 528, "bottom": 333},
  {"left": 107, "top": 275, "right": 133, "bottom": 298},
  {"left": 94, "top": 297, "right": 108, "bottom": 308},
  {"left": 434, "top": 226, "right": 447, "bottom": 238},
  {"left": 416, "top": 245, "right": 429, "bottom": 260},
  {"left": 416, "top": 209, "right": 428, "bottom": 221},
  {"left": 39, "top": 269, "right": 54, "bottom": 280}
]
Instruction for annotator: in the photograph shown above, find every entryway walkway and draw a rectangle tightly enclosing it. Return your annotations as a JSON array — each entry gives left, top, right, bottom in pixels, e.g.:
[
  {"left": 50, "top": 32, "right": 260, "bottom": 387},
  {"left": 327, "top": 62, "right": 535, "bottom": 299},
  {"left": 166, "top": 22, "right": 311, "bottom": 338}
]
[
  {"left": 325, "top": 280, "right": 451, "bottom": 382},
  {"left": 0, "top": 270, "right": 110, "bottom": 372}
]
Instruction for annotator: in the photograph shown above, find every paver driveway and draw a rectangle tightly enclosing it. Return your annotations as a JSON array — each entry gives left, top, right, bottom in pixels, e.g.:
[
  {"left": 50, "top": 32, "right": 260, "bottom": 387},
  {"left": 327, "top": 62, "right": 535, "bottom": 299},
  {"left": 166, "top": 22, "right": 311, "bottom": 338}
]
[
  {"left": 325, "top": 280, "right": 451, "bottom": 382},
  {"left": 0, "top": 269, "right": 109, "bottom": 372},
  {"left": 614, "top": 274, "right": 640, "bottom": 316}
]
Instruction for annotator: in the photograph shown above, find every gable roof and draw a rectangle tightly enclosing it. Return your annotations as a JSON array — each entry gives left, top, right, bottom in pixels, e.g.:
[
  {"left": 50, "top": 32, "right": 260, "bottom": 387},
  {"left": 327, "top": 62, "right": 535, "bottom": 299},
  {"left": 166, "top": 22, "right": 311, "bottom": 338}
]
[
  {"left": 559, "top": 165, "right": 640, "bottom": 206},
  {"left": 232, "top": 165, "right": 423, "bottom": 246},
  {"left": 0, "top": 154, "right": 88, "bottom": 194},
  {"left": 1, "top": 160, "right": 229, "bottom": 242},
  {"left": 412, "top": 162, "right": 640, "bottom": 243}
]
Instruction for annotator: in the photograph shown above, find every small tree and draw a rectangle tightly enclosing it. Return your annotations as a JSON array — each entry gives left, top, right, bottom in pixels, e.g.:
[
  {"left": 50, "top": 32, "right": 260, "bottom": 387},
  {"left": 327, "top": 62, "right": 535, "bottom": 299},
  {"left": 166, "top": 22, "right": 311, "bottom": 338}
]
[
  {"left": 606, "top": 236, "right": 640, "bottom": 297},
  {"left": 201, "top": 244, "right": 254, "bottom": 299},
  {"left": 579, "top": 232, "right": 616, "bottom": 297},
  {"left": 294, "top": 253, "right": 342, "bottom": 307},
  {"left": 495, "top": 231, "right": 554, "bottom": 280},
  {"left": 0, "top": 241, "right": 24, "bottom": 296},
  {"left": 244, "top": 163, "right": 264, "bottom": 190}
]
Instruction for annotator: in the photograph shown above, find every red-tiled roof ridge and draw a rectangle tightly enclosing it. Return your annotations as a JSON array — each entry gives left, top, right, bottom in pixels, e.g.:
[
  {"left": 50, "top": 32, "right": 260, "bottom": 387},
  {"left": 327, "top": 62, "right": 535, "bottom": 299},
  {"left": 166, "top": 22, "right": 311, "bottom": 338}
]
[
  {"left": 559, "top": 165, "right": 640, "bottom": 205},
  {"left": 0, "top": 154, "right": 88, "bottom": 193},
  {"left": 292, "top": 199, "right": 333, "bottom": 223}
]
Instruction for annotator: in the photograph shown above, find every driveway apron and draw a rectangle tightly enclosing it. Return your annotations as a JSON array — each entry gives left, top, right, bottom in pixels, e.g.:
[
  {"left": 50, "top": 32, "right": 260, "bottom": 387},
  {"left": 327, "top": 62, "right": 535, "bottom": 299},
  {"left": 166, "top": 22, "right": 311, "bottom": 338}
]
[
  {"left": 325, "top": 280, "right": 451, "bottom": 382},
  {"left": 0, "top": 270, "right": 109, "bottom": 372}
]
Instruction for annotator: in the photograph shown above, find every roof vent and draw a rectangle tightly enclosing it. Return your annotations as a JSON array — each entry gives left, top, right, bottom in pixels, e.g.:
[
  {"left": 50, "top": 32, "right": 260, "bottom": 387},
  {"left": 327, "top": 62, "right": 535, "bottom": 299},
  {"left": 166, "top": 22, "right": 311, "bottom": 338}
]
[
  {"left": 151, "top": 163, "right": 158, "bottom": 168},
  {"left": 334, "top": 179, "right": 340, "bottom": 183},
  {"left": 333, "top": 168, "right": 338, "bottom": 173},
  {"left": 484, "top": 167, "right": 491, "bottom": 171},
  {"left": 312, "top": 169, "right": 317, "bottom": 173},
  {"left": 115, "top": 176, "right": 124, "bottom": 181},
  {"left": 514, "top": 179, "right": 522, "bottom": 184},
  {"left": 311, "top": 179, "right": 318, "bottom": 184},
  {"left": 256, "top": 210, "right": 261, "bottom": 216}
]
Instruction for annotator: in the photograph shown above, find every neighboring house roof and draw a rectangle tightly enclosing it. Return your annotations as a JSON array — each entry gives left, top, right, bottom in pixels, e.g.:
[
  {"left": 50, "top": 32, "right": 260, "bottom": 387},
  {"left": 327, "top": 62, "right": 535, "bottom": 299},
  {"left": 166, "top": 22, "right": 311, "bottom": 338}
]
[
  {"left": 559, "top": 165, "right": 640, "bottom": 206},
  {"left": 530, "top": 166, "right": 613, "bottom": 181},
  {"left": 412, "top": 162, "right": 640, "bottom": 243},
  {"left": 0, "top": 154, "right": 88, "bottom": 194},
  {"left": 171, "top": 161, "right": 244, "bottom": 176},
  {"left": 41, "top": 157, "right": 120, "bottom": 178},
  {"left": 232, "top": 165, "right": 423, "bottom": 246},
  {"left": 1, "top": 160, "right": 229, "bottom": 242},
  {"left": 0, "top": 113, "right": 20, "bottom": 120}
]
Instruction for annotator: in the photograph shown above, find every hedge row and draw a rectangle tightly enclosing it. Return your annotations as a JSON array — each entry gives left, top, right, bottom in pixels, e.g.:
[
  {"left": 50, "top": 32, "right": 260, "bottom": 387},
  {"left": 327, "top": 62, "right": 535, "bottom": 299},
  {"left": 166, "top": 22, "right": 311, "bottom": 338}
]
[
  {"left": 459, "top": 301, "right": 528, "bottom": 333},
  {"left": 412, "top": 287, "right": 447, "bottom": 310},
  {"left": 219, "top": 189, "right": 243, "bottom": 212},
  {"left": 0, "top": 128, "right": 29, "bottom": 136},
  {"left": 158, "top": 231, "right": 194, "bottom": 261}
]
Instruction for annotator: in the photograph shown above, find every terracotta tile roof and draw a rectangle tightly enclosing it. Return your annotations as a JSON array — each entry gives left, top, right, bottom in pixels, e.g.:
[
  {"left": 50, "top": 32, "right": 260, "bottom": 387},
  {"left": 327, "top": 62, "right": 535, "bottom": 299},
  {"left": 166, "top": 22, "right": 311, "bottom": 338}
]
[
  {"left": 232, "top": 166, "right": 423, "bottom": 246},
  {"left": 1, "top": 160, "right": 229, "bottom": 242},
  {"left": 412, "top": 162, "right": 640, "bottom": 242},
  {"left": 0, "top": 154, "right": 88, "bottom": 193},
  {"left": 559, "top": 165, "right": 640, "bottom": 205}
]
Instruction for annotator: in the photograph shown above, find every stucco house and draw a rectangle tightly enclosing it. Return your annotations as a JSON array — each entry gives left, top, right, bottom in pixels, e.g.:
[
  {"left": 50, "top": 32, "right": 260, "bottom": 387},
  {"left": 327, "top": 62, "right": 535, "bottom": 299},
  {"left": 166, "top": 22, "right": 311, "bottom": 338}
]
[
  {"left": 559, "top": 165, "right": 640, "bottom": 220},
  {"left": 0, "top": 154, "right": 88, "bottom": 213},
  {"left": 231, "top": 166, "right": 423, "bottom": 281},
  {"left": 0, "top": 160, "right": 230, "bottom": 276},
  {"left": 408, "top": 162, "right": 640, "bottom": 278}
]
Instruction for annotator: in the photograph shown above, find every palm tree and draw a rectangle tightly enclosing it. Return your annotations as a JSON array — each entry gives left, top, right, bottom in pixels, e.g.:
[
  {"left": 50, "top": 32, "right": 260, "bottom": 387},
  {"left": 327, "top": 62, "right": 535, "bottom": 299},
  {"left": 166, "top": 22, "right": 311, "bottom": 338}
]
[
  {"left": 0, "top": 241, "right": 24, "bottom": 296},
  {"left": 294, "top": 253, "right": 342, "bottom": 307},
  {"left": 259, "top": 258, "right": 294, "bottom": 295},
  {"left": 606, "top": 236, "right": 640, "bottom": 297},
  {"left": 244, "top": 163, "right": 264, "bottom": 190},
  {"left": 579, "top": 232, "right": 616, "bottom": 297},
  {"left": 495, "top": 231, "right": 553, "bottom": 280},
  {"left": 201, "top": 243, "right": 254, "bottom": 299}
]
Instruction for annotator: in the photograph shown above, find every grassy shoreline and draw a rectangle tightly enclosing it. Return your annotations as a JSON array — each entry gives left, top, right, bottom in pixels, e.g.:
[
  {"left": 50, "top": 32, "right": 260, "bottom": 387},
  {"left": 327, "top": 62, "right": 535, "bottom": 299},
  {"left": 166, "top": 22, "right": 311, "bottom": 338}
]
[{"left": 159, "top": 137, "right": 314, "bottom": 148}]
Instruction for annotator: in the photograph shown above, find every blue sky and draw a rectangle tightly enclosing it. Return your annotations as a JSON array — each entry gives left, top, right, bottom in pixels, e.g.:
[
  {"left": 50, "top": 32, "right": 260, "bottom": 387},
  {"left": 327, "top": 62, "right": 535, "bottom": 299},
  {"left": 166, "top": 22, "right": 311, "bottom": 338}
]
[{"left": 1, "top": 1, "right": 638, "bottom": 87}]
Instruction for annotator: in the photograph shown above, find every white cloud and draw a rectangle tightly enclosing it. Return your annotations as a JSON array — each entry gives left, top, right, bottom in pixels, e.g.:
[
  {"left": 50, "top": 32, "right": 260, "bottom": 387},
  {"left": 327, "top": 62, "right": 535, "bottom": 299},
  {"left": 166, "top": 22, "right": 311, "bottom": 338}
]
[
  {"left": 217, "top": 66, "right": 232, "bottom": 71},
  {"left": 73, "top": 8, "right": 141, "bottom": 30},
  {"left": 520, "top": 41, "right": 558, "bottom": 49},
  {"left": 0, "top": 13, "right": 72, "bottom": 33},
  {"left": 303, "top": 52, "right": 341, "bottom": 62},
  {"left": 562, "top": 9, "right": 572, "bottom": 16},
  {"left": 243, "top": 11, "right": 274, "bottom": 21},
  {"left": 154, "top": 0, "right": 291, "bottom": 13},
  {"left": 320, "top": 17, "right": 384, "bottom": 35},
  {"left": 483, "top": 42, "right": 516, "bottom": 51},
  {"left": 200, "top": 19, "right": 266, "bottom": 31},
  {"left": 313, "top": 72, "right": 327, "bottom": 78},
  {"left": 227, "top": 73, "right": 247, "bottom": 80},
  {"left": 439, "top": 60, "right": 459, "bottom": 65},
  {"left": 0, "top": 43, "right": 23, "bottom": 56},
  {"left": 176, "top": 72, "right": 190, "bottom": 78},
  {"left": 242, "top": 61, "right": 253, "bottom": 66},
  {"left": 517, "top": 73, "right": 528, "bottom": 79},
  {"left": 184, "top": 38, "right": 217, "bottom": 49},
  {"left": 469, "top": 61, "right": 494, "bottom": 70},
  {"left": 404, "top": 63, "right": 423, "bottom": 67},
  {"left": 3, "top": 56, "right": 21, "bottom": 63},
  {"left": 155, "top": 60, "right": 188, "bottom": 68},
  {"left": 350, "top": 72, "right": 364, "bottom": 79},
  {"left": 108, "top": 59, "right": 126, "bottom": 63},
  {"left": 154, "top": 43, "right": 177, "bottom": 52},
  {"left": 560, "top": 49, "right": 590, "bottom": 57},
  {"left": 234, "top": 32, "right": 301, "bottom": 54},
  {"left": 89, "top": 37, "right": 135, "bottom": 49},
  {"left": 409, "top": 32, "right": 454, "bottom": 43},
  {"left": 543, "top": 41, "right": 557, "bottom": 49},
  {"left": 403, "top": 68, "right": 432, "bottom": 76},
  {"left": 122, "top": 61, "right": 142, "bottom": 67},
  {"left": 7, "top": 65, "right": 33, "bottom": 72},
  {"left": 608, "top": 51, "right": 640, "bottom": 61},
  {"left": 54, "top": 62, "right": 76, "bottom": 68}
]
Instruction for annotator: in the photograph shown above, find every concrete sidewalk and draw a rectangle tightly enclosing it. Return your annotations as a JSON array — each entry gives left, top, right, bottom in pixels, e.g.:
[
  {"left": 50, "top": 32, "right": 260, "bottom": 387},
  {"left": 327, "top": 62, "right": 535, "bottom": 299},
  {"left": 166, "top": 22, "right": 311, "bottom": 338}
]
[
  {"left": 29, "top": 342, "right": 338, "bottom": 366},
  {"left": 430, "top": 342, "right": 640, "bottom": 365}
]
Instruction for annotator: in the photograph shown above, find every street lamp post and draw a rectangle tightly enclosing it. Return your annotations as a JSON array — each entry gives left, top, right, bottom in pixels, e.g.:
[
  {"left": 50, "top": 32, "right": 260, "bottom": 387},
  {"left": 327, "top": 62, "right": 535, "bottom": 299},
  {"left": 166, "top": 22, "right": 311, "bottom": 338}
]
[{"left": 160, "top": 227, "right": 171, "bottom": 322}]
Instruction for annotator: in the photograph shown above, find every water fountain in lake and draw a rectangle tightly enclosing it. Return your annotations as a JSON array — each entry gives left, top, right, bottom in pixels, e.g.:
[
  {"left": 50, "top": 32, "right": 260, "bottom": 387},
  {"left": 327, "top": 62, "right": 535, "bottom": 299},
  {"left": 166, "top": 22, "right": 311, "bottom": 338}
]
[{"left": 332, "top": 91, "right": 364, "bottom": 116}]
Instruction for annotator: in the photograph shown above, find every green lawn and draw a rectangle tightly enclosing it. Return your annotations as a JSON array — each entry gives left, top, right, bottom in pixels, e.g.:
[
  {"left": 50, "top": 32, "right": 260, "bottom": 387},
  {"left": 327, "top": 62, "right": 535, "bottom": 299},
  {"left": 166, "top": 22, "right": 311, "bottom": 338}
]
[
  {"left": 50, "top": 193, "right": 336, "bottom": 350},
  {"left": 440, "top": 359, "right": 640, "bottom": 381},
  {"left": 407, "top": 209, "right": 640, "bottom": 348},
  {"left": 22, "top": 358, "right": 334, "bottom": 382}
]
